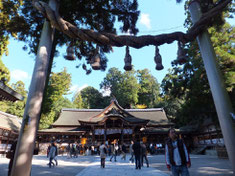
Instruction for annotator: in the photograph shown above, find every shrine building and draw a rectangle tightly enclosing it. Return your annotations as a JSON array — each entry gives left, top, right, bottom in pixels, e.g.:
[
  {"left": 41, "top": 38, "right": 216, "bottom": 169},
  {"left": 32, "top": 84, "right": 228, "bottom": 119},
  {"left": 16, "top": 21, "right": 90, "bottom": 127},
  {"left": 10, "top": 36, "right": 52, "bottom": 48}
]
[{"left": 38, "top": 99, "right": 174, "bottom": 145}]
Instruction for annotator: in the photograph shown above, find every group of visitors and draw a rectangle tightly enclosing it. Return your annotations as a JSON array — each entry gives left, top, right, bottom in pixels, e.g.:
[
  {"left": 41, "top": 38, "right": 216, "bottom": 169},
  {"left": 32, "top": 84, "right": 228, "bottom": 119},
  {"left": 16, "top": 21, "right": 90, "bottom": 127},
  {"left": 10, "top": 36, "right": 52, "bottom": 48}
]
[
  {"left": 98, "top": 128, "right": 191, "bottom": 176},
  {"left": 7, "top": 128, "right": 190, "bottom": 176}
]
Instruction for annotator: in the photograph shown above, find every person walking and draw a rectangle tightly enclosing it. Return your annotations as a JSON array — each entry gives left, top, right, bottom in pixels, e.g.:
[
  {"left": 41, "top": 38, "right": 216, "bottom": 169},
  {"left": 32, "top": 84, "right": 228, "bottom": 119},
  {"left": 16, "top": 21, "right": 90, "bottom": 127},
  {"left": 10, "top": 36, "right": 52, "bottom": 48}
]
[
  {"left": 121, "top": 143, "right": 127, "bottom": 160},
  {"left": 165, "top": 128, "right": 191, "bottom": 176},
  {"left": 110, "top": 140, "right": 118, "bottom": 162},
  {"left": 129, "top": 141, "right": 134, "bottom": 163},
  {"left": 141, "top": 142, "right": 149, "bottom": 167},
  {"left": 132, "top": 139, "right": 142, "bottom": 170},
  {"left": 53, "top": 142, "right": 58, "bottom": 166},
  {"left": 66, "top": 143, "right": 71, "bottom": 159},
  {"left": 99, "top": 141, "right": 108, "bottom": 168},
  {"left": 48, "top": 142, "right": 56, "bottom": 168}
]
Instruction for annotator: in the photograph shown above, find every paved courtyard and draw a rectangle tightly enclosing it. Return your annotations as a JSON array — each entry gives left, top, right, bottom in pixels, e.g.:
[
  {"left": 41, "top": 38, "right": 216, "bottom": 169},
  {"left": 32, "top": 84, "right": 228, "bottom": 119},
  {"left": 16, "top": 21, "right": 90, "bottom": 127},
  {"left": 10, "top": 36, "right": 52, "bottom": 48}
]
[{"left": 0, "top": 154, "right": 233, "bottom": 176}]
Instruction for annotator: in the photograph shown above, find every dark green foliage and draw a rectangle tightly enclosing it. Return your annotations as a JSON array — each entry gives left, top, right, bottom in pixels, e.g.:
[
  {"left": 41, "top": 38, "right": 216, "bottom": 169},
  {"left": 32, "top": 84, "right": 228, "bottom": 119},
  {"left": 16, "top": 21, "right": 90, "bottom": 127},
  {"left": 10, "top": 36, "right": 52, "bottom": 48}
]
[
  {"left": 100, "top": 67, "right": 160, "bottom": 108},
  {"left": 1, "top": 0, "right": 140, "bottom": 71},
  {"left": 80, "top": 86, "right": 105, "bottom": 109},
  {"left": 40, "top": 68, "right": 72, "bottom": 129},
  {"left": 0, "top": 81, "right": 27, "bottom": 118},
  {"left": 100, "top": 67, "right": 139, "bottom": 108},
  {"left": 161, "top": 22, "right": 235, "bottom": 127},
  {"left": 137, "top": 69, "right": 160, "bottom": 108},
  {"left": 0, "top": 59, "right": 10, "bottom": 84}
]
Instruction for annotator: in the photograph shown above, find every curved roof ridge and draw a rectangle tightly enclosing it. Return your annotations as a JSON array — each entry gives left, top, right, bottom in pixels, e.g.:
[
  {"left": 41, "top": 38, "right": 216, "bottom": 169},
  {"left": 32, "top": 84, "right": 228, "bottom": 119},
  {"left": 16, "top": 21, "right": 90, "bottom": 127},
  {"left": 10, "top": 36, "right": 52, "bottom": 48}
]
[
  {"left": 62, "top": 108, "right": 102, "bottom": 112},
  {"left": 126, "top": 108, "right": 164, "bottom": 112},
  {"left": 0, "top": 110, "right": 19, "bottom": 119}
]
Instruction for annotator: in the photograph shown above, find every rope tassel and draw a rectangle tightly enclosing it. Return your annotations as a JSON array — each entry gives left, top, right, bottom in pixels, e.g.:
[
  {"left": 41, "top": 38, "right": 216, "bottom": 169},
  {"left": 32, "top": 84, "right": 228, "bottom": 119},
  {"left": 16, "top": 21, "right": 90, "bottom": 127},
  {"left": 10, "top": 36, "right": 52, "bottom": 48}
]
[
  {"left": 64, "top": 43, "right": 76, "bottom": 61},
  {"left": 124, "top": 46, "right": 132, "bottom": 71},
  {"left": 154, "top": 46, "right": 164, "bottom": 70},
  {"left": 177, "top": 41, "right": 187, "bottom": 64},
  {"left": 91, "top": 45, "right": 101, "bottom": 70}
]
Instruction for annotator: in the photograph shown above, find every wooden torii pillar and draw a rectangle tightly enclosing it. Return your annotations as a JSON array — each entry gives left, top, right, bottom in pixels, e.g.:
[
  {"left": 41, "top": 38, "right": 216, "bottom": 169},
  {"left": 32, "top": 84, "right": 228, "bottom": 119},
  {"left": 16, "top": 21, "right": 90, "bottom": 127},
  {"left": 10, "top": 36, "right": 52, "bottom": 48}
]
[{"left": 10, "top": 1, "right": 59, "bottom": 176}]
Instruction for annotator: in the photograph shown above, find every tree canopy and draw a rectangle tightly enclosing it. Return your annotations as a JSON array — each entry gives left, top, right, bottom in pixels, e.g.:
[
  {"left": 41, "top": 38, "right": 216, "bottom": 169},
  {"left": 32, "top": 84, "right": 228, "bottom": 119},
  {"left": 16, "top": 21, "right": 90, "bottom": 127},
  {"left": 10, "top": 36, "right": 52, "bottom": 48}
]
[
  {"left": 160, "top": 21, "right": 235, "bottom": 127},
  {"left": 100, "top": 67, "right": 160, "bottom": 108},
  {"left": 0, "top": 80, "right": 27, "bottom": 118},
  {"left": 0, "top": 0, "right": 233, "bottom": 73},
  {"left": 40, "top": 68, "right": 72, "bottom": 129}
]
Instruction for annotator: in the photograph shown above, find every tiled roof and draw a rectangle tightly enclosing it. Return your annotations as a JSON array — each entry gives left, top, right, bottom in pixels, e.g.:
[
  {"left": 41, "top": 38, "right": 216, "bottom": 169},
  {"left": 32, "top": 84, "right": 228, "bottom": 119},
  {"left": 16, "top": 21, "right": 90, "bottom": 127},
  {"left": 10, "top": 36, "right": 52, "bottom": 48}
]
[
  {"left": 0, "top": 81, "right": 24, "bottom": 102},
  {"left": 52, "top": 106, "right": 171, "bottom": 127},
  {"left": 0, "top": 111, "right": 22, "bottom": 132},
  {"left": 38, "top": 127, "right": 87, "bottom": 134},
  {"left": 52, "top": 110, "right": 100, "bottom": 127}
]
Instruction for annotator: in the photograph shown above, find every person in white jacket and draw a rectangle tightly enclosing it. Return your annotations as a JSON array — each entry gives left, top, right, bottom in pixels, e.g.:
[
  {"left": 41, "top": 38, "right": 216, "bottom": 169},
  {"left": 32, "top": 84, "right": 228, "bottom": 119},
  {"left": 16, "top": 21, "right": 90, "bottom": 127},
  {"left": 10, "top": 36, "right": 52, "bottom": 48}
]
[{"left": 99, "top": 141, "right": 108, "bottom": 168}]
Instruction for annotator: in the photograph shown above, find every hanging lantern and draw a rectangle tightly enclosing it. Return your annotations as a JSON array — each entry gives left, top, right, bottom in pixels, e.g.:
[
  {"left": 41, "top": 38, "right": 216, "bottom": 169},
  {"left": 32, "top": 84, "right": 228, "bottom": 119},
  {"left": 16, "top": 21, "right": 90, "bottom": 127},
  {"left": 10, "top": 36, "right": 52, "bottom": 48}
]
[
  {"left": 154, "top": 46, "right": 164, "bottom": 70},
  {"left": 123, "top": 46, "right": 132, "bottom": 71},
  {"left": 91, "top": 45, "right": 101, "bottom": 70},
  {"left": 177, "top": 41, "right": 187, "bottom": 64},
  {"left": 64, "top": 43, "right": 76, "bottom": 61}
]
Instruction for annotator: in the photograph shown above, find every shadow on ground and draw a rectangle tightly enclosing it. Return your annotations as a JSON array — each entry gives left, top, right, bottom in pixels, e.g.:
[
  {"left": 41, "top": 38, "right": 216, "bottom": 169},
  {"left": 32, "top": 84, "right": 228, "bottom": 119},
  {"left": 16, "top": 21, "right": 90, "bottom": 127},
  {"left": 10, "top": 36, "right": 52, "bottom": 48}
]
[{"left": 149, "top": 155, "right": 233, "bottom": 176}]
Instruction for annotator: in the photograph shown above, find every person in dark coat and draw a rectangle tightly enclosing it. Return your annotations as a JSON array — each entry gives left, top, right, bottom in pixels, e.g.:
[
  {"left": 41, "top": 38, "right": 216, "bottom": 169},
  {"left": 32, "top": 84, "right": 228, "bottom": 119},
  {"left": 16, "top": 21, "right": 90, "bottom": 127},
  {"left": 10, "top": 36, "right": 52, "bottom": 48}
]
[
  {"left": 132, "top": 139, "right": 142, "bottom": 170},
  {"left": 121, "top": 143, "right": 127, "bottom": 160}
]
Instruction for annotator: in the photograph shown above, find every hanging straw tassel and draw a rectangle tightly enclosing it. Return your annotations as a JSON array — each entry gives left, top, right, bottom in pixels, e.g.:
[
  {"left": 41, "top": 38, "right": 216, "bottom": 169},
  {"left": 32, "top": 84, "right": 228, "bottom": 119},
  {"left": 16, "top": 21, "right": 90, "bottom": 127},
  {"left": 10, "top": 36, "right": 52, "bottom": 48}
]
[
  {"left": 91, "top": 45, "right": 101, "bottom": 70},
  {"left": 124, "top": 46, "right": 132, "bottom": 71},
  {"left": 64, "top": 43, "right": 76, "bottom": 61},
  {"left": 154, "top": 46, "right": 164, "bottom": 70},
  {"left": 177, "top": 41, "right": 187, "bottom": 64}
]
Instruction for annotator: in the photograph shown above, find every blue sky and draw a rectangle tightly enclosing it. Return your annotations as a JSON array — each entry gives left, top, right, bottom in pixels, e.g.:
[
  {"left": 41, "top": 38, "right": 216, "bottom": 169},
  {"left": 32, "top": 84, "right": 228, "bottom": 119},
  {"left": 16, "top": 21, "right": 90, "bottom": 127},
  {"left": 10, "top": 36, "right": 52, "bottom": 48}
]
[{"left": 2, "top": 0, "right": 187, "bottom": 100}]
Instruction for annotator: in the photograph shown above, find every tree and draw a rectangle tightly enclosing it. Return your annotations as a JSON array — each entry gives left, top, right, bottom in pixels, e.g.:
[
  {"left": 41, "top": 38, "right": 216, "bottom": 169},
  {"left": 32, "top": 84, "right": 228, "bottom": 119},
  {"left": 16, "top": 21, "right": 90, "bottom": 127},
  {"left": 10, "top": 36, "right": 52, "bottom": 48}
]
[
  {"left": 1, "top": 1, "right": 232, "bottom": 74},
  {"left": 100, "top": 67, "right": 139, "bottom": 108},
  {"left": 121, "top": 69, "right": 139, "bottom": 108},
  {"left": 0, "top": 81, "right": 27, "bottom": 118},
  {"left": 73, "top": 93, "right": 84, "bottom": 109},
  {"left": 161, "top": 21, "right": 235, "bottom": 127},
  {"left": 0, "top": 0, "right": 24, "bottom": 57},
  {"left": 80, "top": 86, "right": 104, "bottom": 109},
  {"left": 137, "top": 69, "right": 160, "bottom": 107},
  {"left": 41, "top": 68, "right": 71, "bottom": 114},
  {"left": 0, "top": 58, "right": 10, "bottom": 84},
  {"left": 40, "top": 68, "right": 72, "bottom": 128},
  {"left": 0, "top": 0, "right": 140, "bottom": 72}
]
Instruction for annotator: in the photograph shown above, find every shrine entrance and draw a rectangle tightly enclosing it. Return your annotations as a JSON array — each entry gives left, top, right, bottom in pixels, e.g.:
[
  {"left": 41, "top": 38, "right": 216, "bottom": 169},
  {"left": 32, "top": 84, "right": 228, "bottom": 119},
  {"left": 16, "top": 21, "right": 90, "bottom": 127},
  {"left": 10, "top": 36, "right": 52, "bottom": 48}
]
[{"left": 106, "top": 133, "right": 121, "bottom": 144}]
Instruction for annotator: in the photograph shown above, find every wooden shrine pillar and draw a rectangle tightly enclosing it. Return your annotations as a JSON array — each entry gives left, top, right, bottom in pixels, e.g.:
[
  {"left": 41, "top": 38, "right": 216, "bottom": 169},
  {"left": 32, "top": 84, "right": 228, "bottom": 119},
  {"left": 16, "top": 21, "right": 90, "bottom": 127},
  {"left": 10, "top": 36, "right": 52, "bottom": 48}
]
[
  {"left": 104, "top": 124, "right": 107, "bottom": 142},
  {"left": 91, "top": 125, "right": 95, "bottom": 144},
  {"left": 121, "top": 122, "right": 124, "bottom": 144}
]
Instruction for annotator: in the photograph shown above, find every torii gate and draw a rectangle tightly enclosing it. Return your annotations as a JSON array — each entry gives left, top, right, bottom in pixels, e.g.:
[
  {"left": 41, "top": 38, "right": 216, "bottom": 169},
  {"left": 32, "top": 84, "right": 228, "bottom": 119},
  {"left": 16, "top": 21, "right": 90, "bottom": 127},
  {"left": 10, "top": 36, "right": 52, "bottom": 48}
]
[{"left": 10, "top": 0, "right": 235, "bottom": 175}]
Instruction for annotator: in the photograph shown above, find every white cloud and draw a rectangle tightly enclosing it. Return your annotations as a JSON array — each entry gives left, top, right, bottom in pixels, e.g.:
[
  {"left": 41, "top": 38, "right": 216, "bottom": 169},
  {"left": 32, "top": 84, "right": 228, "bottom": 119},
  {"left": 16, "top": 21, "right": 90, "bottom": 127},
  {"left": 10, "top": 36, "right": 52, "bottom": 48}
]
[
  {"left": 140, "top": 13, "right": 151, "bottom": 29},
  {"left": 70, "top": 84, "right": 79, "bottom": 92},
  {"left": 78, "top": 84, "right": 89, "bottom": 92},
  {"left": 70, "top": 84, "right": 88, "bottom": 94},
  {"left": 11, "top": 69, "right": 29, "bottom": 81},
  {"left": 100, "top": 88, "right": 111, "bottom": 97}
]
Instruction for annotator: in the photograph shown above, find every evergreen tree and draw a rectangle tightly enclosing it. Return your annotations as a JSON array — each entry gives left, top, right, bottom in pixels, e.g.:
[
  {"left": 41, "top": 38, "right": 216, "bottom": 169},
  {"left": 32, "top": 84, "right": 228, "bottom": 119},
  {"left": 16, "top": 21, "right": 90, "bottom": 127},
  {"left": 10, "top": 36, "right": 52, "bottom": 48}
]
[
  {"left": 73, "top": 93, "right": 84, "bottom": 109},
  {"left": 80, "top": 86, "right": 104, "bottom": 109},
  {"left": 40, "top": 68, "right": 72, "bottom": 129},
  {"left": 137, "top": 69, "right": 160, "bottom": 107}
]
